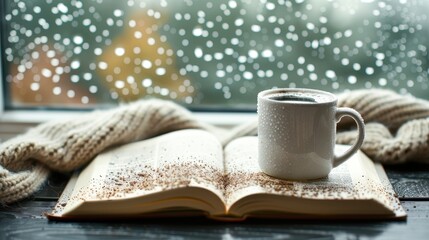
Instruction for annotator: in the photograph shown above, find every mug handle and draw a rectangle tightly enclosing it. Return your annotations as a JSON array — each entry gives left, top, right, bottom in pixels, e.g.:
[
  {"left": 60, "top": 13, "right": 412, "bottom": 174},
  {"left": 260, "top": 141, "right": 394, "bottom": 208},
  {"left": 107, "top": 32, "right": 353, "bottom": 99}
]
[{"left": 333, "top": 107, "right": 365, "bottom": 167}]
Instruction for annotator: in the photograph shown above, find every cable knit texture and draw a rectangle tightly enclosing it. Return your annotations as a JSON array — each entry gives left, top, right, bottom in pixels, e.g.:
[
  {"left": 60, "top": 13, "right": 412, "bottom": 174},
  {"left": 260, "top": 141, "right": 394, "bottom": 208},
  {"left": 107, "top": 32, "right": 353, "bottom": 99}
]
[
  {"left": 1, "top": 89, "right": 429, "bottom": 204},
  {"left": 336, "top": 89, "right": 429, "bottom": 164}
]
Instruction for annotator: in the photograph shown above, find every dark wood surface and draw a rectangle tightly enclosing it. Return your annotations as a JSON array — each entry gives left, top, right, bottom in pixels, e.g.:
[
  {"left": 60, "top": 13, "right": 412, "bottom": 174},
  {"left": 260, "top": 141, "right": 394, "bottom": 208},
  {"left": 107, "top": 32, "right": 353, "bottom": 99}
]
[{"left": 2, "top": 165, "right": 429, "bottom": 239}]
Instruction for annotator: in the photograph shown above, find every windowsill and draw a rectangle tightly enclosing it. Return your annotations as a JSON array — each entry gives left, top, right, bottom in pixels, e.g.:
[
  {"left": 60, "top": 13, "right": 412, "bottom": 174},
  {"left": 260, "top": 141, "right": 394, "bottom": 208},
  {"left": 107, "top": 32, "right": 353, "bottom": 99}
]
[{"left": 0, "top": 110, "right": 257, "bottom": 139}]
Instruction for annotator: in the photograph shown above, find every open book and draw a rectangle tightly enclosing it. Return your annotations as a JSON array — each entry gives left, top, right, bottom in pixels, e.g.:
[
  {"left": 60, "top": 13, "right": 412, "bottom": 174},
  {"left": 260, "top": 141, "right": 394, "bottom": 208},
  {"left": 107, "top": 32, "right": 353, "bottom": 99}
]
[{"left": 48, "top": 129, "right": 406, "bottom": 220}]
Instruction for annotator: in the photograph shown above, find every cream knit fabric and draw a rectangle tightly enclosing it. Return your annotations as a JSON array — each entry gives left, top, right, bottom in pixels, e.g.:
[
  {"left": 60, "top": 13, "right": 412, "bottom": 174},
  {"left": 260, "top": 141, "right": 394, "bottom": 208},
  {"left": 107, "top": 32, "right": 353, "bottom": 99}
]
[
  {"left": 336, "top": 89, "right": 429, "bottom": 164},
  {"left": 1, "top": 89, "right": 429, "bottom": 204},
  {"left": 0, "top": 100, "right": 225, "bottom": 204}
]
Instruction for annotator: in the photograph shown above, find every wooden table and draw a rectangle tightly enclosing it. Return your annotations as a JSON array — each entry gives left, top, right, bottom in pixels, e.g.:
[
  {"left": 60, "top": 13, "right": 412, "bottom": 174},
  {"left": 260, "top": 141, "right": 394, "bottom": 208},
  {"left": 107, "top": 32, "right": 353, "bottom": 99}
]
[{"left": 1, "top": 164, "right": 429, "bottom": 239}]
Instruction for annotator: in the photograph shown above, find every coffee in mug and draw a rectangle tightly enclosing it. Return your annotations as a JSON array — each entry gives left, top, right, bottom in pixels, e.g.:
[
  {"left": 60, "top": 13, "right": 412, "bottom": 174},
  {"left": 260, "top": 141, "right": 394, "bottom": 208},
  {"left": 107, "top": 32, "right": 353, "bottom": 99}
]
[{"left": 257, "top": 88, "right": 365, "bottom": 180}]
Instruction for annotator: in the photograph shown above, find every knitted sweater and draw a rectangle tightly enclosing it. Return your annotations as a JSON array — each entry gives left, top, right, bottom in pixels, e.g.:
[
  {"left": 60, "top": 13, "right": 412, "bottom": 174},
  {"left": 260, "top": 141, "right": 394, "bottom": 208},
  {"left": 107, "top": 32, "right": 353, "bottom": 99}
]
[{"left": 1, "top": 89, "right": 429, "bottom": 204}]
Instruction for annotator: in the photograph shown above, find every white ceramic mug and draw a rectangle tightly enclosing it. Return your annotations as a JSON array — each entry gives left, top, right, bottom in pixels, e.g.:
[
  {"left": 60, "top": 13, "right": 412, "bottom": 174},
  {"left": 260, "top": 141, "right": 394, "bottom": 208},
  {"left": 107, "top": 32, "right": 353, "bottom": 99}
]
[{"left": 257, "top": 88, "right": 365, "bottom": 180}]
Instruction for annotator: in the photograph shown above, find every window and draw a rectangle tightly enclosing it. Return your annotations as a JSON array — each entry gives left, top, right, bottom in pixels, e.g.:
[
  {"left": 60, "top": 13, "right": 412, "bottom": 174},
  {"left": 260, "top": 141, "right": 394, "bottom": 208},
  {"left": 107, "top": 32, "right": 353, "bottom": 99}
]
[{"left": 1, "top": 0, "right": 428, "bottom": 112}]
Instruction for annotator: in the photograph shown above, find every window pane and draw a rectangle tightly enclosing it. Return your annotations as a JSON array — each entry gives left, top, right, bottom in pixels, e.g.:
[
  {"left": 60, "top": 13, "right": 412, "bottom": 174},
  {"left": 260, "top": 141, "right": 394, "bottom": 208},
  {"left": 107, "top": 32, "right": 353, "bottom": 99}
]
[{"left": 2, "top": 0, "right": 428, "bottom": 110}]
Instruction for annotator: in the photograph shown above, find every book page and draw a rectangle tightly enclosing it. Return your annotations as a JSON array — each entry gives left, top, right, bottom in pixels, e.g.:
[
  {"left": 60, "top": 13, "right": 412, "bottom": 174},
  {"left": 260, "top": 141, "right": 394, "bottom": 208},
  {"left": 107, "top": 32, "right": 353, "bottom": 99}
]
[
  {"left": 61, "top": 129, "right": 226, "bottom": 213},
  {"left": 223, "top": 136, "right": 401, "bottom": 214}
]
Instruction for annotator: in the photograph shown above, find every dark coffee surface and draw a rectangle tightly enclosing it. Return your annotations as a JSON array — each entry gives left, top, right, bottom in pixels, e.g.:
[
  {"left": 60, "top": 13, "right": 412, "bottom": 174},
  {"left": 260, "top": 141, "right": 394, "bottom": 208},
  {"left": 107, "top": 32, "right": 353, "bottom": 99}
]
[
  {"left": 268, "top": 94, "right": 317, "bottom": 103},
  {"left": 263, "top": 91, "right": 334, "bottom": 104}
]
